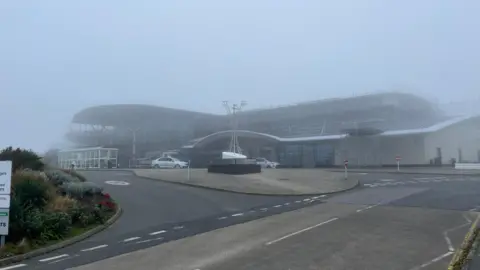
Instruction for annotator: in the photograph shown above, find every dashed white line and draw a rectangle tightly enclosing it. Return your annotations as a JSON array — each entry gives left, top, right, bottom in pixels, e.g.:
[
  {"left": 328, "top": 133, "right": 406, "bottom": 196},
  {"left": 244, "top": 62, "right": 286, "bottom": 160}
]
[
  {"left": 410, "top": 252, "right": 453, "bottom": 269},
  {"left": 249, "top": 210, "right": 256, "bottom": 213},
  {"left": 356, "top": 203, "right": 381, "bottom": 213},
  {"left": 231, "top": 213, "right": 244, "bottom": 217},
  {"left": 149, "top": 230, "right": 167, "bottom": 236},
  {"left": 295, "top": 201, "right": 301, "bottom": 203},
  {"left": 218, "top": 216, "right": 228, "bottom": 220},
  {"left": 265, "top": 218, "right": 338, "bottom": 246},
  {"left": 81, "top": 244, "right": 108, "bottom": 252},
  {"left": 303, "top": 199, "right": 311, "bottom": 202},
  {"left": 0, "top": 264, "right": 28, "bottom": 270},
  {"left": 260, "top": 208, "right": 268, "bottom": 211},
  {"left": 284, "top": 203, "right": 290, "bottom": 206},
  {"left": 380, "top": 179, "right": 395, "bottom": 182},
  {"left": 39, "top": 254, "right": 69, "bottom": 262},
  {"left": 312, "top": 195, "right": 326, "bottom": 199},
  {"left": 135, "top": 237, "right": 164, "bottom": 244},
  {"left": 173, "top": 225, "right": 184, "bottom": 230},
  {"left": 273, "top": 205, "right": 282, "bottom": 208},
  {"left": 122, "top": 237, "right": 141, "bottom": 243}
]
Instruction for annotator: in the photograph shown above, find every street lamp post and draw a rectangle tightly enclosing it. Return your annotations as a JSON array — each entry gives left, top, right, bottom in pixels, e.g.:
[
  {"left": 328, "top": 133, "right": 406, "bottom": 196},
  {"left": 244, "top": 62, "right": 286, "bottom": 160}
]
[{"left": 223, "top": 101, "right": 247, "bottom": 154}]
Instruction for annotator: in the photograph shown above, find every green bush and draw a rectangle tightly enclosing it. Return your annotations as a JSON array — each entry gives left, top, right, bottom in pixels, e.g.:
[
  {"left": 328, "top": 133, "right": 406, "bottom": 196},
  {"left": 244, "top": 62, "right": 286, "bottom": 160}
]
[
  {"left": 45, "top": 170, "right": 81, "bottom": 186},
  {"left": 0, "top": 147, "right": 44, "bottom": 172},
  {"left": 41, "top": 211, "right": 72, "bottom": 241},
  {"left": 63, "top": 170, "right": 87, "bottom": 182},
  {"left": 59, "top": 182, "right": 103, "bottom": 199},
  {"left": 12, "top": 173, "right": 51, "bottom": 209}
]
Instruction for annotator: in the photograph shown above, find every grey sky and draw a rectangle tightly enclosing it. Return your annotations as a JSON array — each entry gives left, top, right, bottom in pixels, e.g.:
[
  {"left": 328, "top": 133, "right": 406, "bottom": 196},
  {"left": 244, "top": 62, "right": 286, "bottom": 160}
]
[{"left": 1, "top": 0, "right": 479, "bottom": 152}]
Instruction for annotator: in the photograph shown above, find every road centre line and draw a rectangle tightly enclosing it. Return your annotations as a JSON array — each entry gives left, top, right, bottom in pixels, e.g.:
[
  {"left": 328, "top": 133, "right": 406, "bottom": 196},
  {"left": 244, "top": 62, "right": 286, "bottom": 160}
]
[
  {"left": 39, "top": 254, "right": 69, "bottom": 262},
  {"left": 273, "top": 205, "right": 282, "bottom": 208},
  {"left": 265, "top": 218, "right": 338, "bottom": 246},
  {"left": 135, "top": 237, "right": 163, "bottom": 244},
  {"left": 81, "top": 245, "right": 108, "bottom": 252},
  {"left": 0, "top": 264, "right": 28, "bottom": 270},
  {"left": 149, "top": 230, "right": 167, "bottom": 236},
  {"left": 122, "top": 237, "right": 141, "bottom": 242},
  {"left": 356, "top": 203, "right": 381, "bottom": 213},
  {"left": 218, "top": 216, "right": 228, "bottom": 220},
  {"left": 231, "top": 213, "right": 244, "bottom": 217}
]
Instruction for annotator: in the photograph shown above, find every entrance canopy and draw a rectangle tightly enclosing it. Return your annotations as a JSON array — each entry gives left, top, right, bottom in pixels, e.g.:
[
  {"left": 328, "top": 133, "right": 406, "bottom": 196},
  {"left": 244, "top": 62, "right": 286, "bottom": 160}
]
[{"left": 185, "top": 130, "right": 280, "bottom": 148}]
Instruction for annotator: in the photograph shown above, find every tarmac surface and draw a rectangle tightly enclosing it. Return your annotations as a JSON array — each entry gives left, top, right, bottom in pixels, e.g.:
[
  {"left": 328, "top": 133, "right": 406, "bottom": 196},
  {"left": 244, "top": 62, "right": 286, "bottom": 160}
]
[{"left": 3, "top": 169, "right": 480, "bottom": 270}]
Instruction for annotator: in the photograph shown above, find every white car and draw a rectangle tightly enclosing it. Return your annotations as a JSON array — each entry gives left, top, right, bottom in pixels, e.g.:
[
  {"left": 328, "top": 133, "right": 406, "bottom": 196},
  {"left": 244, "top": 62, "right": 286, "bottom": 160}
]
[
  {"left": 255, "top": 158, "right": 277, "bottom": 168},
  {"left": 151, "top": 157, "right": 188, "bottom": 169}
]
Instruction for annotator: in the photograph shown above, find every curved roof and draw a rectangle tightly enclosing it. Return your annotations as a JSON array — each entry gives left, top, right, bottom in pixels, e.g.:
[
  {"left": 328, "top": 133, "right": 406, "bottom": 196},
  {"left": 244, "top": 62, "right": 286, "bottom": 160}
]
[
  {"left": 183, "top": 115, "right": 480, "bottom": 148},
  {"left": 72, "top": 104, "right": 219, "bottom": 126},
  {"left": 71, "top": 92, "right": 440, "bottom": 127}
]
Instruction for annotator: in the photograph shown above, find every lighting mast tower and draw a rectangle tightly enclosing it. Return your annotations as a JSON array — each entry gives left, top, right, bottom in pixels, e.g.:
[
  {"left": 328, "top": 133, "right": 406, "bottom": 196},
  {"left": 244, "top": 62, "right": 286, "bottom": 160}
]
[{"left": 222, "top": 100, "right": 247, "bottom": 154}]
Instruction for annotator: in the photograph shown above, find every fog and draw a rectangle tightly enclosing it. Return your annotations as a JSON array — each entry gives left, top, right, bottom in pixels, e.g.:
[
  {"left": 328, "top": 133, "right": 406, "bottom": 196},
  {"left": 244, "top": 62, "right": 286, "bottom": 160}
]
[{"left": 1, "top": 0, "right": 479, "bottom": 152}]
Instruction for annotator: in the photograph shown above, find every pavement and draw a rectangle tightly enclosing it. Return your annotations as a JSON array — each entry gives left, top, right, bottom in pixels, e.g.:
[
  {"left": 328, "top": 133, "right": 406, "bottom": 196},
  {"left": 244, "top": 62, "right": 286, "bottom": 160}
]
[
  {"left": 5, "top": 170, "right": 480, "bottom": 270},
  {"left": 134, "top": 168, "right": 357, "bottom": 195}
]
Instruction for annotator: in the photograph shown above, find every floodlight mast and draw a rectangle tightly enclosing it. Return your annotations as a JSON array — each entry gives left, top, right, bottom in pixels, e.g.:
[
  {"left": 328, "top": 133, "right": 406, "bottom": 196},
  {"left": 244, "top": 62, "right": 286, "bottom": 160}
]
[{"left": 223, "top": 101, "right": 247, "bottom": 154}]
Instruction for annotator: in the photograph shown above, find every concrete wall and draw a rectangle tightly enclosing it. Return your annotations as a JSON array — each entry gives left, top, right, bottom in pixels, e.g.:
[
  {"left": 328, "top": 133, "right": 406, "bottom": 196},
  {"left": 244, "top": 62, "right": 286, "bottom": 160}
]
[{"left": 424, "top": 120, "right": 480, "bottom": 164}]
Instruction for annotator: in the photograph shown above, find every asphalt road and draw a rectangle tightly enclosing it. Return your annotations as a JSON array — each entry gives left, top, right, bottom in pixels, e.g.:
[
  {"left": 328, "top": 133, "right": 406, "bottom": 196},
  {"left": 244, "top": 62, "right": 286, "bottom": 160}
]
[
  {"left": 4, "top": 171, "right": 480, "bottom": 270},
  {"left": 10, "top": 170, "right": 320, "bottom": 270}
]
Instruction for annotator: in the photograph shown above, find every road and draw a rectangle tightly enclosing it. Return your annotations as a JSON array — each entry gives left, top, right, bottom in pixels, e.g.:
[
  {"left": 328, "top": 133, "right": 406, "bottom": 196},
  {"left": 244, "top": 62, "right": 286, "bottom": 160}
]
[
  {"left": 4, "top": 171, "right": 480, "bottom": 270},
  {"left": 9, "top": 170, "right": 320, "bottom": 270}
]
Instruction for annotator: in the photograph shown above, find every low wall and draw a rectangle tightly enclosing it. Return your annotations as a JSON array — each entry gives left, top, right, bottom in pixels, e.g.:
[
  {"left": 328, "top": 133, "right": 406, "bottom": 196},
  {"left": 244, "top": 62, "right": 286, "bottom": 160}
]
[
  {"left": 455, "top": 163, "right": 480, "bottom": 170},
  {"left": 207, "top": 164, "right": 261, "bottom": 175}
]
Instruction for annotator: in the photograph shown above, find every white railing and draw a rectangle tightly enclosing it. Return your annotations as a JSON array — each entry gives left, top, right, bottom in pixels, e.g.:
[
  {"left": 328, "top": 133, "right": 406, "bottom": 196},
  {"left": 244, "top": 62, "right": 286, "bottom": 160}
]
[{"left": 455, "top": 163, "right": 480, "bottom": 170}]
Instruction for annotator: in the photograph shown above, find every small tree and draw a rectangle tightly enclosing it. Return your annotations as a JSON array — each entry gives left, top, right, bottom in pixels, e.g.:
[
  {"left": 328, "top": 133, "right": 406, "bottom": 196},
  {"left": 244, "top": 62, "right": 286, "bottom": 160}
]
[{"left": 0, "top": 146, "right": 45, "bottom": 172}]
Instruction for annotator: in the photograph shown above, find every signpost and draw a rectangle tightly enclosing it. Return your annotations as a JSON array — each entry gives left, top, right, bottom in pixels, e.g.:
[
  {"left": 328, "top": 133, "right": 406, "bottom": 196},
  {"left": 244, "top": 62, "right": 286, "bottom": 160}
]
[
  {"left": 344, "top": 159, "right": 348, "bottom": 179},
  {"left": 187, "top": 160, "right": 191, "bottom": 181},
  {"left": 0, "top": 161, "right": 12, "bottom": 248},
  {"left": 396, "top": 155, "right": 401, "bottom": 172}
]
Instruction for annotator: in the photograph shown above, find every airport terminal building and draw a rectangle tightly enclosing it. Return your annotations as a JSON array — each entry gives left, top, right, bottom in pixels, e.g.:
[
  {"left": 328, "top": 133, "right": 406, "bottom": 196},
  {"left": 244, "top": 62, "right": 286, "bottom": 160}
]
[{"left": 65, "top": 92, "right": 480, "bottom": 168}]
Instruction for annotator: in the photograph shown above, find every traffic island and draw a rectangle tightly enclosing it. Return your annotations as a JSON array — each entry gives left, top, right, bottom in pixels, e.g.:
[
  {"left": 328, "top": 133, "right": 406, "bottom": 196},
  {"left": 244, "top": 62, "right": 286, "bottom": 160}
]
[
  {"left": 134, "top": 168, "right": 359, "bottom": 196},
  {"left": 0, "top": 146, "right": 123, "bottom": 267}
]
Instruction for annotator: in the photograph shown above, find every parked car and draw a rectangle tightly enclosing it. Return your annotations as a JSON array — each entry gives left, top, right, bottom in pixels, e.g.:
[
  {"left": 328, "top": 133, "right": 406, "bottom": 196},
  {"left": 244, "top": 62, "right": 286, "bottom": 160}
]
[
  {"left": 151, "top": 157, "right": 188, "bottom": 169},
  {"left": 255, "top": 157, "right": 277, "bottom": 168}
]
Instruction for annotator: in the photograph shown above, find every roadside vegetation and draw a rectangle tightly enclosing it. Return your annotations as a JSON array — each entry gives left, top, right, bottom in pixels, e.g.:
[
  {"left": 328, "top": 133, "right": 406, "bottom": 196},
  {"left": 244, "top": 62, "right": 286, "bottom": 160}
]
[{"left": 0, "top": 147, "right": 117, "bottom": 258}]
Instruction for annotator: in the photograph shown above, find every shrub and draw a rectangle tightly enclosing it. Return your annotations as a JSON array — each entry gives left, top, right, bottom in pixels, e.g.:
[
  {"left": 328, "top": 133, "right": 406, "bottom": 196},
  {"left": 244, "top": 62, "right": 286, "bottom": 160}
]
[
  {"left": 62, "top": 169, "right": 87, "bottom": 182},
  {"left": 59, "top": 182, "right": 103, "bottom": 199},
  {"left": 0, "top": 147, "right": 44, "bottom": 172},
  {"left": 44, "top": 169, "right": 81, "bottom": 186},
  {"left": 45, "top": 195, "right": 77, "bottom": 212},
  {"left": 41, "top": 211, "right": 72, "bottom": 241},
  {"left": 12, "top": 173, "right": 51, "bottom": 209}
]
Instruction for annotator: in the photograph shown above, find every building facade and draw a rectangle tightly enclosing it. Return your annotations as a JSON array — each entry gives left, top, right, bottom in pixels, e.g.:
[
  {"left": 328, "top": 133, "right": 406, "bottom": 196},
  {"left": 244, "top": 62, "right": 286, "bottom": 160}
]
[{"left": 65, "top": 92, "right": 480, "bottom": 168}]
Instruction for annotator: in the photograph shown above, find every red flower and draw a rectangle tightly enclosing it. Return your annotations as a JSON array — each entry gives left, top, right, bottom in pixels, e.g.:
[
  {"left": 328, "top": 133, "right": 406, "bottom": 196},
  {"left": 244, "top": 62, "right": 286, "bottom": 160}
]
[{"left": 103, "top": 193, "right": 111, "bottom": 199}]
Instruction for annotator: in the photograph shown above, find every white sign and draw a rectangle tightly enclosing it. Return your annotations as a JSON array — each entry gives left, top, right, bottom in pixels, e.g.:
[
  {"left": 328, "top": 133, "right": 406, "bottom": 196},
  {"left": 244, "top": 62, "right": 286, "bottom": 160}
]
[
  {"left": 0, "top": 161, "right": 12, "bottom": 195},
  {"left": 0, "top": 209, "right": 9, "bottom": 235},
  {"left": 0, "top": 195, "right": 10, "bottom": 208}
]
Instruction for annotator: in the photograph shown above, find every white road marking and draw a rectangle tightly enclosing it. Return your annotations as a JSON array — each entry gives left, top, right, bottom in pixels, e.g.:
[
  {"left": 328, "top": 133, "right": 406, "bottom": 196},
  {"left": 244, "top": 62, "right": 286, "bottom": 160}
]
[
  {"left": 81, "top": 244, "right": 108, "bottom": 252},
  {"left": 356, "top": 203, "right": 381, "bottom": 213},
  {"left": 312, "top": 195, "right": 326, "bottom": 199},
  {"left": 173, "top": 225, "right": 184, "bottom": 230},
  {"left": 303, "top": 199, "right": 311, "bottom": 202},
  {"left": 48, "top": 254, "right": 79, "bottom": 264},
  {"left": 273, "top": 205, "right": 282, "bottom": 208},
  {"left": 380, "top": 179, "right": 395, "bottom": 182},
  {"left": 135, "top": 237, "right": 163, "bottom": 244},
  {"left": 410, "top": 252, "right": 453, "bottom": 269},
  {"left": 0, "top": 264, "right": 28, "bottom": 270},
  {"left": 260, "top": 208, "right": 268, "bottom": 211},
  {"left": 149, "top": 230, "right": 167, "bottom": 235},
  {"left": 39, "top": 254, "right": 69, "bottom": 262},
  {"left": 122, "top": 237, "right": 141, "bottom": 242},
  {"left": 231, "top": 213, "right": 244, "bottom": 217},
  {"left": 218, "top": 216, "right": 228, "bottom": 220},
  {"left": 295, "top": 201, "right": 301, "bottom": 203},
  {"left": 249, "top": 210, "right": 256, "bottom": 213},
  {"left": 284, "top": 203, "right": 290, "bottom": 206},
  {"left": 104, "top": 180, "right": 130, "bottom": 186},
  {"left": 358, "top": 173, "right": 368, "bottom": 175},
  {"left": 265, "top": 218, "right": 338, "bottom": 246}
]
